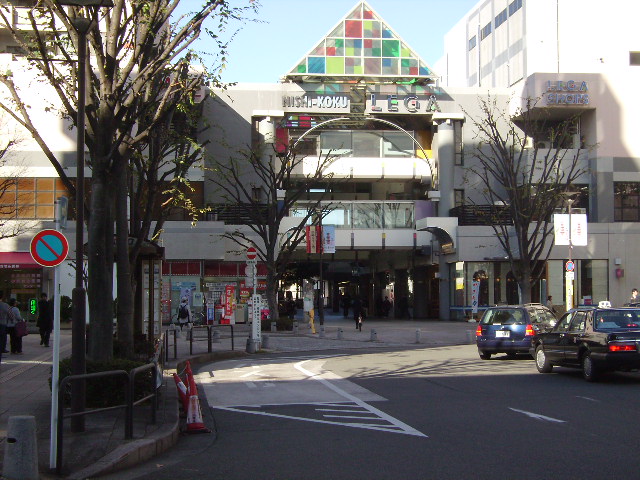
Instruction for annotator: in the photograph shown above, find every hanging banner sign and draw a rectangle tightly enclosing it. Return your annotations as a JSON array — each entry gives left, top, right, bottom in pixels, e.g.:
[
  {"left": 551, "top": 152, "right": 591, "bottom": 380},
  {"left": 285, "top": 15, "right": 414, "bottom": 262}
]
[
  {"left": 322, "top": 225, "right": 336, "bottom": 254},
  {"left": 306, "top": 225, "right": 322, "bottom": 253},
  {"left": 553, "top": 214, "right": 588, "bottom": 246}
]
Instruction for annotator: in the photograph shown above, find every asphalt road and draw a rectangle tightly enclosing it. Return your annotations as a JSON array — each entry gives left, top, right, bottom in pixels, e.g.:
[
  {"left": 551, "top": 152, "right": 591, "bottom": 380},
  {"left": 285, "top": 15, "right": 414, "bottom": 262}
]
[{"left": 105, "top": 344, "right": 640, "bottom": 480}]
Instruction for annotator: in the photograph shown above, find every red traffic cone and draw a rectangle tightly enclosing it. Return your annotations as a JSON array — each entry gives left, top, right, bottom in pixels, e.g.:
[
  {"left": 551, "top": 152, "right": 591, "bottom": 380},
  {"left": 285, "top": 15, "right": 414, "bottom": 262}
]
[
  {"left": 172, "top": 373, "right": 189, "bottom": 413},
  {"left": 185, "top": 364, "right": 210, "bottom": 434}
]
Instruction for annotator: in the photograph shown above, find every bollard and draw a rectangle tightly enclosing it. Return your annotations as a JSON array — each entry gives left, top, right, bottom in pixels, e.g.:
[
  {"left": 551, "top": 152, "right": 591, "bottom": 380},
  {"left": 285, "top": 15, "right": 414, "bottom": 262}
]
[
  {"left": 212, "top": 330, "right": 220, "bottom": 343},
  {"left": 262, "top": 335, "right": 270, "bottom": 349},
  {"left": 337, "top": 328, "right": 344, "bottom": 340},
  {"left": 293, "top": 321, "right": 299, "bottom": 334},
  {"left": 467, "top": 330, "right": 475, "bottom": 344},
  {"left": 415, "top": 329, "right": 421, "bottom": 344},
  {"left": 370, "top": 329, "right": 378, "bottom": 341},
  {"left": 246, "top": 338, "right": 256, "bottom": 353},
  {"left": 3, "top": 416, "right": 38, "bottom": 480},
  {"left": 319, "top": 325, "right": 325, "bottom": 338},
  {"left": 271, "top": 321, "right": 277, "bottom": 333}
]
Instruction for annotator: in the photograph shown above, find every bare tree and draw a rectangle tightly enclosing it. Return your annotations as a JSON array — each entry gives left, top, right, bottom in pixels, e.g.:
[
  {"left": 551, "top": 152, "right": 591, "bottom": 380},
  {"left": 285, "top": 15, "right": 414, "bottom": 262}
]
[
  {"left": 463, "top": 95, "right": 589, "bottom": 303},
  {"left": 0, "top": 144, "right": 35, "bottom": 240},
  {"left": 207, "top": 143, "right": 337, "bottom": 323},
  {"left": 0, "top": 1, "right": 255, "bottom": 360}
]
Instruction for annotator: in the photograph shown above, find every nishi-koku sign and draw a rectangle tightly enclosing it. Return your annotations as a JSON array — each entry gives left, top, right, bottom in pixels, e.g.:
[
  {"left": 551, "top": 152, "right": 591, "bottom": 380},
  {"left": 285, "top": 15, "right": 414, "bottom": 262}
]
[{"left": 30, "top": 229, "right": 69, "bottom": 267}]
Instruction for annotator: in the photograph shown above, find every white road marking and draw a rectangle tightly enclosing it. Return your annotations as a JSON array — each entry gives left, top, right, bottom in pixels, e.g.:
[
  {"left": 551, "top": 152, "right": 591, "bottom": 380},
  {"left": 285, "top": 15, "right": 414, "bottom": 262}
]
[
  {"left": 509, "top": 407, "right": 566, "bottom": 423},
  {"left": 294, "top": 360, "right": 427, "bottom": 437},
  {"left": 245, "top": 382, "right": 257, "bottom": 389},
  {"left": 576, "top": 396, "right": 598, "bottom": 402}
]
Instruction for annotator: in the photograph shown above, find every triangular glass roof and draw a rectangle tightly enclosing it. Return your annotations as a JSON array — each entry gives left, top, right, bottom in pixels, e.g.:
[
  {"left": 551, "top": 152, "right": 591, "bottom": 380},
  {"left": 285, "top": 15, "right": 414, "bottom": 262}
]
[{"left": 285, "top": 0, "right": 437, "bottom": 84}]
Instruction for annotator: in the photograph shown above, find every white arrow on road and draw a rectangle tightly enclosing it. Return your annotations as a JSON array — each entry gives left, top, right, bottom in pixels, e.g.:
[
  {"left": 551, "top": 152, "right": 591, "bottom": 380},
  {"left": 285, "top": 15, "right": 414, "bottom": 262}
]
[{"left": 509, "top": 407, "right": 566, "bottom": 423}]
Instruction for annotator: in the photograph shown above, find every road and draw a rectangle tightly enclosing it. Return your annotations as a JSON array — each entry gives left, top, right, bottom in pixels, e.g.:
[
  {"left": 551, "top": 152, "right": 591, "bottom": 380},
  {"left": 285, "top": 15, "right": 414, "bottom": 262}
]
[{"left": 107, "top": 344, "right": 640, "bottom": 480}]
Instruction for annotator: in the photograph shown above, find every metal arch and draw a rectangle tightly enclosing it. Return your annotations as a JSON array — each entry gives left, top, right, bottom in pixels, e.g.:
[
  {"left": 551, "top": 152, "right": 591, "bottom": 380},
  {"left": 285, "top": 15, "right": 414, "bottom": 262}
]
[{"left": 292, "top": 116, "right": 436, "bottom": 182}]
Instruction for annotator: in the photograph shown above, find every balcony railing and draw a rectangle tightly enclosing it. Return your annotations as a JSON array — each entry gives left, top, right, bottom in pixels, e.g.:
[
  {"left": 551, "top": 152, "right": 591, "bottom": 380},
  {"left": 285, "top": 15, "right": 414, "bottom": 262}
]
[{"left": 291, "top": 201, "right": 415, "bottom": 229}]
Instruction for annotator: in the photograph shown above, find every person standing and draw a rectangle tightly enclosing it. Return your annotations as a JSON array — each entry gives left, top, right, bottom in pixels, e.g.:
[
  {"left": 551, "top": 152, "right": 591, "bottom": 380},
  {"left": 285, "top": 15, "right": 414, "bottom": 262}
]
[
  {"left": 342, "top": 293, "right": 351, "bottom": 319},
  {"left": 0, "top": 291, "right": 11, "bottom": 363},
  {"left": 382, "top": 296, "right": 392, "bottom": 318},
  {"left": 629, "top": 288, "right": 639, "bottom": 304},
  {"left": 37, "top": 292, "right": 53, "bottom": 347},
  {"left": 7, "top": 298, "right": 23, "bottom": 354},
  {"left": 352, "top": 296, "right": 363, "bottom": 331},
  {"left": 546, "top": 295, "right": 557, "bottom": 315}
]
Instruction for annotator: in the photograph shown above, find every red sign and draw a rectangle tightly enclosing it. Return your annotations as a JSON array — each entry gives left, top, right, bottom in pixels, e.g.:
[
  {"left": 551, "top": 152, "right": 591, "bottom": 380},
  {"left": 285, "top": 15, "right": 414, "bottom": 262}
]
[
  {"left": 306, "top": 225, "right": 322, "bottom": 253},
  {"left": 30, "top": 229, "right": 69, "bottom": 267},
  {"left": 247, "top": 247, "right": 257, "bottom": 260}
]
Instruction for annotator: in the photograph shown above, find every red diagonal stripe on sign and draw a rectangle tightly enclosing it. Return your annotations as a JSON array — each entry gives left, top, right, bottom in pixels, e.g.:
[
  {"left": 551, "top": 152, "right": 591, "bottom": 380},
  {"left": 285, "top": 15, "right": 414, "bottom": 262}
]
[{"left": 40, "top": 237, "right": 60, "bottom": 257}]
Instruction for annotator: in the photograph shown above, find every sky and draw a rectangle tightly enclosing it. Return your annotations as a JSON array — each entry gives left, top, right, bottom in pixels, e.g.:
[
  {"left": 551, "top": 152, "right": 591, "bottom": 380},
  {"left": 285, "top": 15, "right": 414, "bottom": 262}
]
[{"left": 178, "top": 0, "right": 480, "bottom": 84}]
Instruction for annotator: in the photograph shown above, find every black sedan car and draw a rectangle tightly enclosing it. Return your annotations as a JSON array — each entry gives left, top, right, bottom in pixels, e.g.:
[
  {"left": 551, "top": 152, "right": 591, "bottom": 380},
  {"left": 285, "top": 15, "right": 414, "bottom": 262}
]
[{"left": 531, "top": 306, "right": 640, "bottom": 381}]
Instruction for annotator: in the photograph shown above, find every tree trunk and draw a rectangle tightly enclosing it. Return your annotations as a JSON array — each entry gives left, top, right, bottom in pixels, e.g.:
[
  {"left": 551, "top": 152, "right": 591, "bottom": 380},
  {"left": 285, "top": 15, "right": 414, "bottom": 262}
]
[
  {"left": 87, "top": 176, "right": 114, "bottom": 361},
  {"left": 519, "top": 263, "right": 533, "bottom": 304},
  {"left": 265, "top": 271, "right": 279, "bottom": 323},
  {"left": 115, "top": 162, "right": 134, "bottom": 358}
]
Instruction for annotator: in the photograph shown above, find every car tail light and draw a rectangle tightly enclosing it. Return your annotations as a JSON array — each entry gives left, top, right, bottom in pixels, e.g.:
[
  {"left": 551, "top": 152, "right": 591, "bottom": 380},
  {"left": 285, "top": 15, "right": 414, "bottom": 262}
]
[
  {"left": 476, "top": 325, "right": 482, "bottom": 337},
  {"left": 525, "top": 324, "right": 535, "bottom": 336},
  {"left": 608, "top": 343, "right": 637, "bottom": 352}
]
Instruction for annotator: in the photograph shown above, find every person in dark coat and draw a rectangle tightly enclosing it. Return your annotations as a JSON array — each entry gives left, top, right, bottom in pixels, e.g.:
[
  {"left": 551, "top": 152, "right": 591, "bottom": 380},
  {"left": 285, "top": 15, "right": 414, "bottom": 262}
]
[
  {"left": 352, "top": 297, "right": 363, "bottom": 331},
  {"left": 342, "top": 293, "right": 351, "bottom": 318},
  {"left": 37, "top": 292, "right": 53, "bottom": 347},
  {"left": 382, "top": 296, "right": 392, "bottom": 317}
]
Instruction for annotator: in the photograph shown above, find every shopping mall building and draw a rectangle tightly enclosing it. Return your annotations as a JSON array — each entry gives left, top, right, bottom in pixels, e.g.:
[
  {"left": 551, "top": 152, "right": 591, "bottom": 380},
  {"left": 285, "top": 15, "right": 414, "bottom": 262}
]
[{"left": 1, "top": 0, "right": 639, "bottom": 324}]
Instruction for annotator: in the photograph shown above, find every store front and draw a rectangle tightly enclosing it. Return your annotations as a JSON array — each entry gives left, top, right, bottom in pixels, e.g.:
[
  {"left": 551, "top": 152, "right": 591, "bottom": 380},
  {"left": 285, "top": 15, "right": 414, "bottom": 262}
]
[{"left": 0, "top": 252, "right": 44, "bottom": 323}]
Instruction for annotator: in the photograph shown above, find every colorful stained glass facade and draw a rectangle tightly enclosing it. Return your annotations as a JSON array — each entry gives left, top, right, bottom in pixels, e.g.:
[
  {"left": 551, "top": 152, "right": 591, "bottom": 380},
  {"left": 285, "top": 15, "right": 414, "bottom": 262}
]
[{"left": 288, "top": 1, "right": 434, "bottom": 80}]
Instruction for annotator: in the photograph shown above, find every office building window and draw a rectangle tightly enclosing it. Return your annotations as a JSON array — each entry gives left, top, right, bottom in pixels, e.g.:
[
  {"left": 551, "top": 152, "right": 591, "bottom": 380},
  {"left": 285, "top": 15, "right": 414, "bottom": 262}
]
[
  {"left": 480, "top": 22, "right": 492, "bottom": 40},
  {"left": 614, "top": 182, "right": 640, "bottom": 221},
  {"left": 495, "top": 9, "right": 508, "bottom": 29},
  {"left": 454, "top": 189, "right": 465, "bottom": 208},
  {"left": 509, "top": 0, "right": 523, "bottom": 16},
  {"left": 630, "top": 52, "right": 640, "bottom": 66},
  {"left": 0, "top": 177, "right": 69, "bottom": 219},
  {"left": 468, "top": 35, "right": 477, "bottom": 51},
  {"left": 454, "top": 121, "right": 464, "bottom": 165}
]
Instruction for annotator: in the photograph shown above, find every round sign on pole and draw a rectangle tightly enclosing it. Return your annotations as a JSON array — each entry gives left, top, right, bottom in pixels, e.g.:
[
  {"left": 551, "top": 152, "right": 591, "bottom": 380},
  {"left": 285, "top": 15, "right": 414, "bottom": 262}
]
[
  {"left": 30, "top": 229, "right": 69, "bottom": 267},
  {"left": 247, "top": 247, "right": 257, "bottom": 260},
  {"left": 565, "top": 260, "right": 575, "bottom": 272}
]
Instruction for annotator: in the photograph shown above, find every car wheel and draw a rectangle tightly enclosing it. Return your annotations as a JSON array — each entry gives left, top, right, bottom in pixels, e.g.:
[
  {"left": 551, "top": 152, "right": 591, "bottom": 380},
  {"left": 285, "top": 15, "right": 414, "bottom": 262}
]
[
  {"left": 582, "top": 352, "right": 600, "bottom": 382},
  {"left": 479, "top": 350, "right": 492, "bottom": 360},
  {"left": 535, "top": 345, "right": 553, "bottom": 373}
]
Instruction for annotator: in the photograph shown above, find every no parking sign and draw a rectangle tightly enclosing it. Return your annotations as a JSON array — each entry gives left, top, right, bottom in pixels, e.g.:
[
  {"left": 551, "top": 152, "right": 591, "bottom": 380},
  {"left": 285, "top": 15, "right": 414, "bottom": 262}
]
[{"left": 30, "top": 229, "right": 69, "bottom": 267}]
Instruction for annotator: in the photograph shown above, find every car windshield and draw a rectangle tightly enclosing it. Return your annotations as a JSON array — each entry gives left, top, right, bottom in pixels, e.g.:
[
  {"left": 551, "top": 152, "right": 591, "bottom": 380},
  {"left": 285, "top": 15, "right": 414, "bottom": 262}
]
[{"left": 594, "top": 309, "right": 640, "bottom": 330}]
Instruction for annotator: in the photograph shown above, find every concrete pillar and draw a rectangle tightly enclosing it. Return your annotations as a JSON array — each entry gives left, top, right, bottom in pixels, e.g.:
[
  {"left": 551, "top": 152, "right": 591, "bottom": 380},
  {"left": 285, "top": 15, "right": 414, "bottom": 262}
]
[
  {"left": 370, "top": 329, "right": 378, "bottom": 341},
  {"left": 3, "top": 416, "right": 38, "bottom": 480},
  {"left": 337, "top": 328, "right": 344, "bottom": 340},
  {"left": 435, "top": 119, "right": 456, "bottom": 215}
]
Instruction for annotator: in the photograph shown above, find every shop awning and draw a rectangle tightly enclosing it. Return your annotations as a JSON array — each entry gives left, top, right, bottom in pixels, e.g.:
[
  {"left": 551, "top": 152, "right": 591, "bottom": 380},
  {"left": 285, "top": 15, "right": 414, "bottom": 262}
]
[{"left": 0, "top": 252, "right": 41, "bottom": 268}]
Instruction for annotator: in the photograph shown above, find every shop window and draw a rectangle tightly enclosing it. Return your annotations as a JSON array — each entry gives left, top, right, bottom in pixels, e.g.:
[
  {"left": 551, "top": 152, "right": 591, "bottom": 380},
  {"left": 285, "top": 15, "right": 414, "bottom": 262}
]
[{"left": 579, "top": 260, "right": 608, "bottom": 305}]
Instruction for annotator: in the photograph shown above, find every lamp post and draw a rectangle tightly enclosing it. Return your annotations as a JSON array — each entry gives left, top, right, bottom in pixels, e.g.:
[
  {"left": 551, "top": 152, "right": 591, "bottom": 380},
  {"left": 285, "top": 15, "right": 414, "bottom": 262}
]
[
  {"left": 566, "top": 197, "right": 574, "bottom": 310},
  {"left": 57, "top": 0, "right": 114, "bottom": 433}
]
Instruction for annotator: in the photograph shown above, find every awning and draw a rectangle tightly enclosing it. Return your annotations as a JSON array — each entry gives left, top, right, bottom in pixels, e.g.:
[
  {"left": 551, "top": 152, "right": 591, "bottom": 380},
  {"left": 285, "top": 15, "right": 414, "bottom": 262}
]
[{"left": 0, "top": 252, "right": 42, "bottom": 269}]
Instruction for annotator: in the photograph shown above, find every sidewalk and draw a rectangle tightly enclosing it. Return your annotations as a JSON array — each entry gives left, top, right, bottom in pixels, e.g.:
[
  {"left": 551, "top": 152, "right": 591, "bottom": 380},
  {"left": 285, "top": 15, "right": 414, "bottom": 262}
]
[{"left": 0, "top": 314, "right": 477, "bottom": 479}]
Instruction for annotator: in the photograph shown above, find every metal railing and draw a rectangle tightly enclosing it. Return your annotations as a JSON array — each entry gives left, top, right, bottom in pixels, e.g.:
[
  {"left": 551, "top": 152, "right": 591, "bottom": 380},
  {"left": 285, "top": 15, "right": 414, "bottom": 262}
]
[
  {"left": 189, "top": 324, "right": 235, "bottom": 354},
  {"left": 56, "top": 363, "right": 160, "bottom": 474}
]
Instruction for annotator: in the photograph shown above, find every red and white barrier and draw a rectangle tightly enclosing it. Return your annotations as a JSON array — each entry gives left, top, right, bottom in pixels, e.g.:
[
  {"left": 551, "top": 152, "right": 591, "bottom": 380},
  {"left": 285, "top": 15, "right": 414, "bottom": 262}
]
[{"left": 184, "top": 361, "right": 210, "bottom": 434}]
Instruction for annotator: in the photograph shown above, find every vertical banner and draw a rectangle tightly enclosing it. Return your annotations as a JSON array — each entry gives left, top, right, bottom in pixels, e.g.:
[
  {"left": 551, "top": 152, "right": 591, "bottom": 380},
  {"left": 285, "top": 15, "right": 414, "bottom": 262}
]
[
  {"left": 323, "top": 225, "right": 336, "bottom": 254},
  {"left": 222, "top": 285, "right": 235, "bottom": 325},
  {"left": 471, "top": 281, "right": 480, "bottom": 314},
  {"left": 554, "top": 213, "right": 588, "bottom": 246},
  {"left": 306, "top": 225, "right": 322, "bottom": 253}
]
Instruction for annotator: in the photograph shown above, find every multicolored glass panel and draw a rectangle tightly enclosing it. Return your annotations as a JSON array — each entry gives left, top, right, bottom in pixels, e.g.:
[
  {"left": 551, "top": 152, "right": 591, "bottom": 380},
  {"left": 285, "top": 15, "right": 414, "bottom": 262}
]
[{"left": 287, "top": 1, "right": 433, "bottom": 79}]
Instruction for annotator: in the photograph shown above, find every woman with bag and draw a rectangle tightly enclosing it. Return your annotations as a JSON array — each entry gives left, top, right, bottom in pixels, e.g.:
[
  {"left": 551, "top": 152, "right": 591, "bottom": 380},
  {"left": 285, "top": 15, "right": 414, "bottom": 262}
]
[{"left": 7, "top": 298, "right": 23, "bottom": 355}]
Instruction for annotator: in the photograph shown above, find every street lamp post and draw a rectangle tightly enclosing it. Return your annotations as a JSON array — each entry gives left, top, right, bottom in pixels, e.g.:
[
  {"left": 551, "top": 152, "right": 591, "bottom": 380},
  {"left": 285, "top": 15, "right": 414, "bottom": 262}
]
[
  {"left": 58, "top": 0, "right": 114, "bottom": 433},
  {"left": 567, "top": 198, "right": 574, "bottom": 310}
]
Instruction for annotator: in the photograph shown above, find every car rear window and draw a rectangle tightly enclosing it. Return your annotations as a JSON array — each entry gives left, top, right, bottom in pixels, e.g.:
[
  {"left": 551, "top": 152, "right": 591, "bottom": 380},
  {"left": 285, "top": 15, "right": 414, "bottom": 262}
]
[
  {"left": 481, "top": 309, "right": 526, "bottom": 325},
  {"left": 594, "top": 309, "right": 640, "bottom": 330}
]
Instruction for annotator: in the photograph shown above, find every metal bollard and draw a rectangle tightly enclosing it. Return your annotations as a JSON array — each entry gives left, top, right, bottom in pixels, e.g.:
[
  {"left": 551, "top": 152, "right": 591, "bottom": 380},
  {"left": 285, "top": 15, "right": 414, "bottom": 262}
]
[
  {"left": 415, "top": 329, "right": 421, "bottom": 344},
  {"left": 246, "top": 338, "right": 256, "bottom": 353},
  {"left": 262, "top": 335, "right": 270, "bottom": 349},
  {"left": 271, "top": 321, "right": 277, "bottom": 332},
  {"left": 212, "top": 330, "right": 220, "bottom": 343},
  {"left": 370, "top": 329, "right": 378, "bottom": 341},
  {"left": 337, "top": 328, "right": 344, "bottom": 340},
  {"left": 293, "top": 321, "right": 299, "bottom": 334},
  {"left": 467, "top": 330, "right": 475, "bottom": 344},
  {"left": 319, "top": 325, "right": 325, "bottom": 338},
  {"left": 3, "top": 416, "right": 38, "bottom": 480}
]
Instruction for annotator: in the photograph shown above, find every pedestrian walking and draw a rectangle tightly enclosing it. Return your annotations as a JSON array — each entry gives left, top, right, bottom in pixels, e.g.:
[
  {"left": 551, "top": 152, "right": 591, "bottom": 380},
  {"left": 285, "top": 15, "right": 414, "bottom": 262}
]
[
  {"left": 0, "top": 291, "right": 11, "bottom": 363},
  {"left": 546, "top": 295, "right": 557, "bottom": 315},
  {"left": 37, "top": 292, "right": 53, "bottom": 347},
  {"left": 352, "top": 296, "right": 363, "bottom": 331},
  {"left": 7, "top": 298, "right": 23, "bottom": 354},
  {"left": 177, "top": 297, "right": 192, "bottom": 330}
]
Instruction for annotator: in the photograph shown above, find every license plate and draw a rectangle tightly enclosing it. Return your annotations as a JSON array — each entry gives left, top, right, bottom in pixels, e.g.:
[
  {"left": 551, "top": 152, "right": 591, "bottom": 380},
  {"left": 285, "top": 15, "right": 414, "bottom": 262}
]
[{"left": 495, "top": 330, "right": 510, "bottom": 338}]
